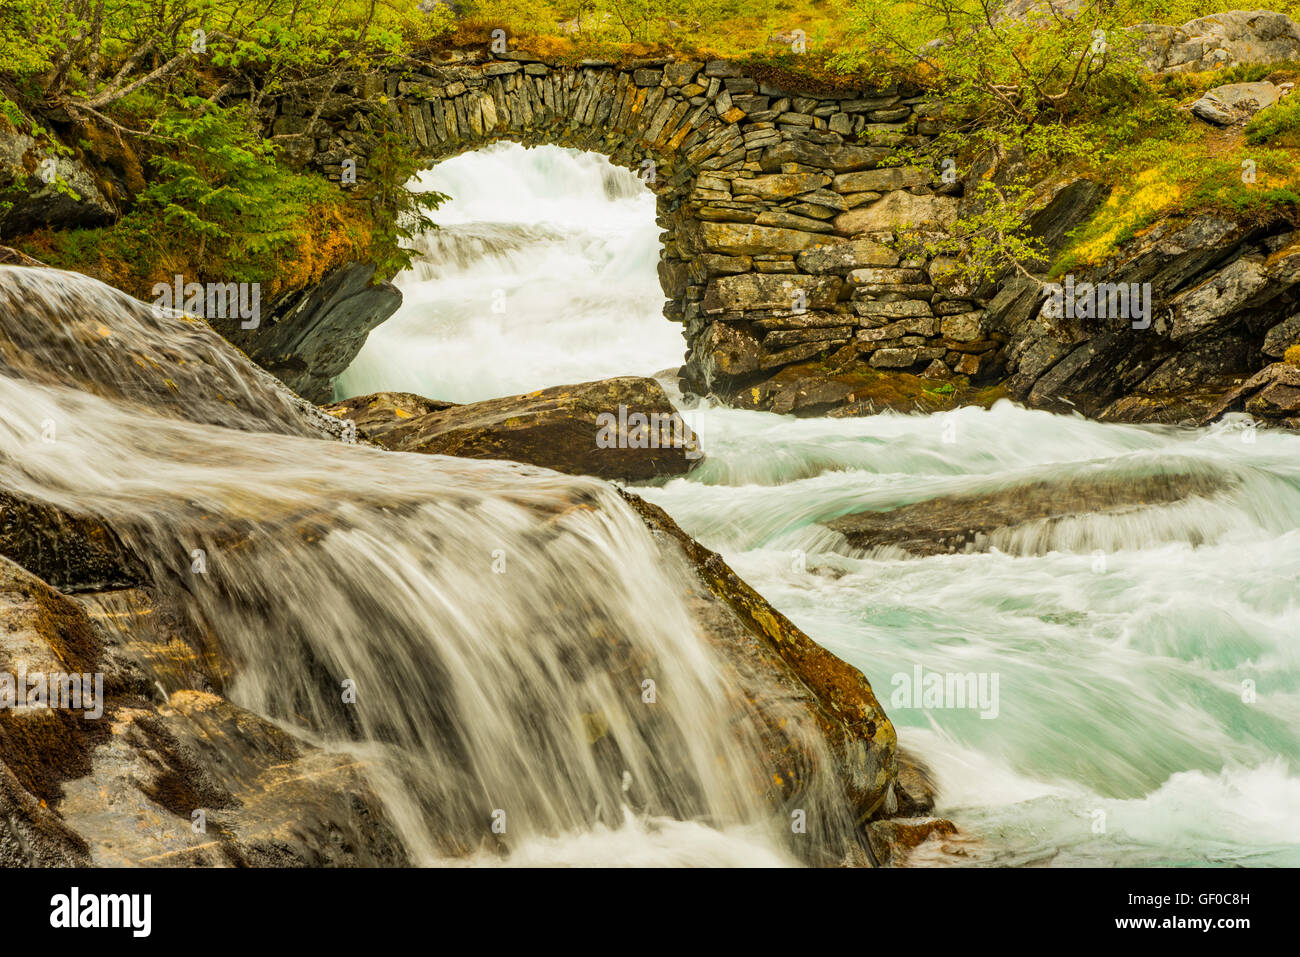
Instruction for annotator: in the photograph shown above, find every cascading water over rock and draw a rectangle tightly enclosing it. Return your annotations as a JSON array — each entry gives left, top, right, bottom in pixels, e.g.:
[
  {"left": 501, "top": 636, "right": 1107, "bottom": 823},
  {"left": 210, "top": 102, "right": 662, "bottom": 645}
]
[{"left": 0, "top": 264, "right": 881, "bottom": 866}]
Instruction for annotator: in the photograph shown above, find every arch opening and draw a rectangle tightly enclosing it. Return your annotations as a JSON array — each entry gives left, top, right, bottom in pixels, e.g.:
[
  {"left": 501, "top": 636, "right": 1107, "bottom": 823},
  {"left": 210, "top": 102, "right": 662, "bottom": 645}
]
[{"left": 335, "top": 142, "right": 685, "bottom": 404}]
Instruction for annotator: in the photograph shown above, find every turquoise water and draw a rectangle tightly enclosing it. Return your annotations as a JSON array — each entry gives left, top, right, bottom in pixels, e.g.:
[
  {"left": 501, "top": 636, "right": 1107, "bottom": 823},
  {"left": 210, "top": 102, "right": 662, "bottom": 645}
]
[{"left": 637, "top": 399, "right": 1300, "bottom": 866}]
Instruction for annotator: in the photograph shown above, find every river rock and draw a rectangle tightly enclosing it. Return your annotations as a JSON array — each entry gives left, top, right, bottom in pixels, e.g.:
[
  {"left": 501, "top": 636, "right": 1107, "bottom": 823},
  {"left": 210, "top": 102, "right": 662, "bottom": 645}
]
[
  {"left": 0, "top": 263, "right": 347, "bottom": 441},
  {"left": 318, "top": 391, "right": 457, "bottom": 442},
  {"left": 330, "top": 377, "right": 702, "bottom": 481},
  {"left": 1201, "top": 358, "right": 1300, "bottom": 425},
  {"left": 212, "top": 262, "right": 402, "bottom": 404},
  {"left": 865, "top": 816, "right": 959, "bottom": 866},
  {"left": 0, "top": 554, "right": 408, "bottom": 866},
  {"left": 827, "top": 471, "right": 1228, "bottom": 556},
  {"left": 620, "top": 491, "right": 901, "bottom": 860}
]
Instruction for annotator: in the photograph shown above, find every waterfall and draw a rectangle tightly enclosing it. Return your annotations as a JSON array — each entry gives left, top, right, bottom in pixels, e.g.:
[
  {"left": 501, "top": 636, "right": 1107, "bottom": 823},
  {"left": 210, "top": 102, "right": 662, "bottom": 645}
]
[
  {"left": 335, "top": 142, "right": 686, "bottom": 404},
  {"left": 0, "top": 265, "right": 859, "bottom": 867}
]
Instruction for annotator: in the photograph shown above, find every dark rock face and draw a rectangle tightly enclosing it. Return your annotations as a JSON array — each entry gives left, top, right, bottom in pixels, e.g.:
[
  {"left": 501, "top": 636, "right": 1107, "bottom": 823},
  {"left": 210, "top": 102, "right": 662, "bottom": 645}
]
[
  {"left": 211, "top": 262, "right": 401, "bottom": 404},
  {"left": 827, "top": 472, "right": 1229, "bottom": 556},
  {"left": 326, "top": 377, "right": 703, "bottom": 481},
  {"left": 994, "top": 217, "right": 1300, "bottom": 425}
]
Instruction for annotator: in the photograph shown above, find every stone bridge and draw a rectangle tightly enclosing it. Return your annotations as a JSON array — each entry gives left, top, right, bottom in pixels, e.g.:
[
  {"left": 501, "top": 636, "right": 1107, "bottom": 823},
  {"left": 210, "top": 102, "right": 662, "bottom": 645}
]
[{"left": 262, "top": 49, "right": 1004, "bottom": 413}]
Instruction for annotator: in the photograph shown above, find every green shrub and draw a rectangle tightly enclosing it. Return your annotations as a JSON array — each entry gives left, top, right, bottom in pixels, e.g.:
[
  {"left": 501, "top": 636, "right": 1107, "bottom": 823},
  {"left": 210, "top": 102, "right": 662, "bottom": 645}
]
[{"left": 1246, "top": 95, "right": 1300, "bottom": 148}]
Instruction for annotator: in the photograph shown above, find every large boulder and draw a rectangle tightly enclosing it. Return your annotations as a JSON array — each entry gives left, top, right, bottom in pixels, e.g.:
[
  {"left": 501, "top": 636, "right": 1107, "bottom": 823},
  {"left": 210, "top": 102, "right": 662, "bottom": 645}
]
[
  {"left": 1190, "top": 81, "right": 1282, "bottom": 125},
  {"left": 620, "top": 491, "right": 905, "bottom": 859},
  {"left": 325, "top": 377, "right": 703, "bottom": 481},
  {"left": 1137, "top": 10, "right": 1300, "bottom": 74}
]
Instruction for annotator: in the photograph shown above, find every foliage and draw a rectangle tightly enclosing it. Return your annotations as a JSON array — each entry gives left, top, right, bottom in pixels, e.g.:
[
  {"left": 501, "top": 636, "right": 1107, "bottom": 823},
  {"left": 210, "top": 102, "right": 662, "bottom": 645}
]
[
  {"left": 133, "top": 99, "right": 335, "bottom": 278},
  {"left": 1246, "top": 94, "right": 1300, "bottom": 148},
  {"left": 5, "top": 0, "right": 1300, "bottom": 298},
  {"left": 356, "top": 123, "right": 451, "bottom": 278}
]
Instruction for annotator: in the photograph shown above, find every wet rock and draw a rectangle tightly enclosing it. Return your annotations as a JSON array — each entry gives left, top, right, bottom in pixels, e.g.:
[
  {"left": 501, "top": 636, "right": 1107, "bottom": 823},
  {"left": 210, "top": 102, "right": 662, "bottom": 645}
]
[
  {"left": 893, "top": 748, "right": 938, "bottom": 816},
  {"left": 827, "top": 472, "right": 1228, "bottom": 556},
  {"left": 333, "top": 377, "right": 702, "bottom": 481},
  {"left": 1099, "top": 385, "right": 1241, "bottom": 425},
  {"left": 0, "top": 553, "right": 407, "bottom": 867},
  {"left": 320, "top": 391, "right": 457, "bottom": 442},
  {"left": 620, "top": 491, "right": 900, "bottom": 855},
  {"left": 865, "top": 816, "right": 958, "bottom": 866},
  {"left": 0, "top": 491, "right": 144, "bottom": 593},
  {"left": 1203, "top": 360, "right": 1300, "bottom": 423},
  {"left": 212, "top": 262, "right": 401, "bottom": 404},
  {"left": 691, "top": 321, "right": 765, "bottom": 382},
  {"left": 0, "top": 265, "right": 347, "bottom": 441},
  {"left": 56, "top": 690, "right": 409, "bottom": 867}
]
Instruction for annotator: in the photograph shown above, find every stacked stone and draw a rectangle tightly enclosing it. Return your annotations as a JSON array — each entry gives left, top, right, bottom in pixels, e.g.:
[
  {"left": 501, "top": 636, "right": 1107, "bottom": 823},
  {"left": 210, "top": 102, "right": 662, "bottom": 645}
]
[{"left": 267, "top": 49, "right": 1001, "bottom": 409}]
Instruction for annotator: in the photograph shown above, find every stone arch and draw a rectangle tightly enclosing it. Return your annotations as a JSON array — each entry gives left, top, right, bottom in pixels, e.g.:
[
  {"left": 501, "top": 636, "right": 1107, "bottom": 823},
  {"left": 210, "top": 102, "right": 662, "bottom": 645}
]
[{"left": 272, "top": 53, "right": 996, "bottom": 413}]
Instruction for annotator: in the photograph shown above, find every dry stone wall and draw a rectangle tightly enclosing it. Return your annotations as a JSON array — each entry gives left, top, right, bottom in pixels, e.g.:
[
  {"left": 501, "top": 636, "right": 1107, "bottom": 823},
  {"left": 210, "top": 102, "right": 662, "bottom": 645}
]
[{"left": 269, "top": 49, "right": 1001, "bottom": 411}]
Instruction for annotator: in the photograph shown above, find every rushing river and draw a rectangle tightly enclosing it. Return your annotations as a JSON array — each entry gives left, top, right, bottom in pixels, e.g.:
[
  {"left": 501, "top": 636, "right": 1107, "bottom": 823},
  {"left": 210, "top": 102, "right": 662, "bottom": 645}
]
[{"left": 340, "top": 142, "right": 1300, "bottom": 867}]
